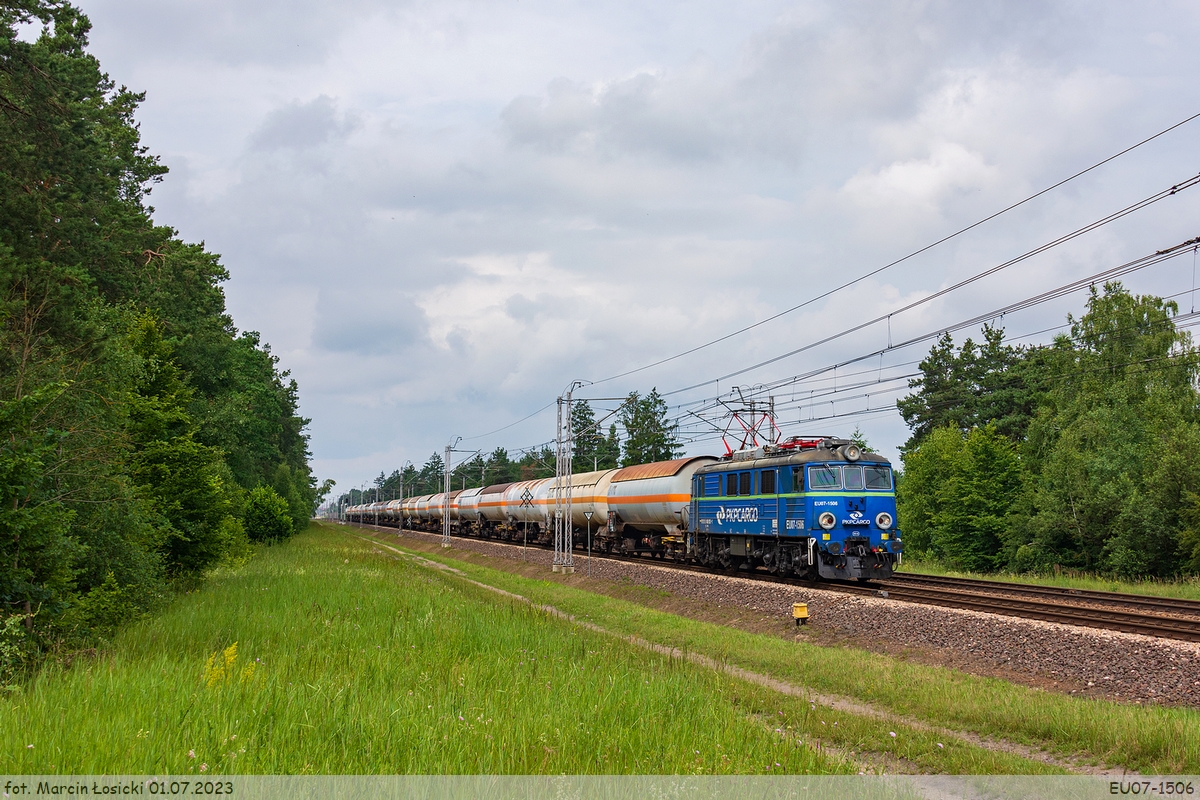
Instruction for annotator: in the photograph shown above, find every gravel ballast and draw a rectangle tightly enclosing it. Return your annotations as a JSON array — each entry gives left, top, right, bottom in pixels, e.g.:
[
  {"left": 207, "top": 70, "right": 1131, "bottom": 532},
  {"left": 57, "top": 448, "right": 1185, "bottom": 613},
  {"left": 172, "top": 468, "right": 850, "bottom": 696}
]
[{"left": 368, "top": 524, "right": 1200, "bottom": 708}]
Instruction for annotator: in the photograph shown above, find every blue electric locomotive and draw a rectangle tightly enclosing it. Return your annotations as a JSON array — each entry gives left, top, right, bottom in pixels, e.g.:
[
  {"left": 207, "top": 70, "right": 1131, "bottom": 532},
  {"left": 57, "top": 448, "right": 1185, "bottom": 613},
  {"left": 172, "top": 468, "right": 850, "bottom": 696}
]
[{"left": 689, "top": 437, "right": 902, "bottom": 580}]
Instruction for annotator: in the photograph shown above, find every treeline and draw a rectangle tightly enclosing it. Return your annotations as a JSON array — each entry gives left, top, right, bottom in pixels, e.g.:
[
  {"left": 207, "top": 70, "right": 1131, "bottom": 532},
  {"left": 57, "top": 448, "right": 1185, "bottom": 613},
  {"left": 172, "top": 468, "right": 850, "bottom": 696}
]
[
  {"left": 343, "top": 389, "right": 682, "bottom": 505},
  {"left": 1, "top": 1, "right": 327, "bottom": 662},
  {"left": 896, "top": 282, "right": 1200, "bottom": 579}
]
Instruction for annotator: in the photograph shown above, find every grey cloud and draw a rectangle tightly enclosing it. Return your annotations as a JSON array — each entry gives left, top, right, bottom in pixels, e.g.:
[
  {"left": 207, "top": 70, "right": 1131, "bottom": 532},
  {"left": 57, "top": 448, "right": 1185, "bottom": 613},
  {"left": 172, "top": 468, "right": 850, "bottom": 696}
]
[
  {"left": 501, "top": 0, "right": 1095, "bottom": 167},
  {"left": 84, "top": 0, "right": 401, "bottom": 67},
  {"left": 503, "top": 293, "right": 542, "bottom": 321},
  {"left": 501, "top": 72, "right": 730, "bottom": 162},
  {"left": 250, "top": 96, "right": 359, "bottom": 151},
  {"left": 312, "top": 289, "right": 429, "bottom": 356}
]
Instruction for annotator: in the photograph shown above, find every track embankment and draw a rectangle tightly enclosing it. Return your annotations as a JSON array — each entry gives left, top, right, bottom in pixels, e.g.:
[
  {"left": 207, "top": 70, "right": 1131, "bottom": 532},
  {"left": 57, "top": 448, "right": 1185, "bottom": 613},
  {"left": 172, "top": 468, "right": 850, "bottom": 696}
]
[{"left": 359, "top": 523, "right": 1200, "bottom": 709}]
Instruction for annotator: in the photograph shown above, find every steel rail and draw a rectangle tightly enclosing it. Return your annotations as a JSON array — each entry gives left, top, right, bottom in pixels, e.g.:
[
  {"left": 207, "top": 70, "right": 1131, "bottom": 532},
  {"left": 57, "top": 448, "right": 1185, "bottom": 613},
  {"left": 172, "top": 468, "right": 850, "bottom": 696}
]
[
  {"left": 865, "top": 582, "right": 1200, "bottom": 642},
  {"left": 884, "top": 572, "right": 1200, "bottom": 617}
]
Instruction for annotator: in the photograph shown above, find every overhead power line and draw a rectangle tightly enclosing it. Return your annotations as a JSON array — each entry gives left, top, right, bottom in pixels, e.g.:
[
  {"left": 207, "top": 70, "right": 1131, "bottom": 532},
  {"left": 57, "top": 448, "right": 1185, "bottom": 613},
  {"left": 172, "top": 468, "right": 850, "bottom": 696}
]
[
  {"left": 461, "top": 399, "right": 557, "bottom": 441},
  {"left": 679, "top": 339, "right": 1200, "bottom": 449},
  {"left": 459, "top": 112, "right": 1200, "bottom": 449},
  {"left": 664, "top": 180, "right": 1200, "bottom": 398},
  {"left": 671, "top": 235, "right": 1200, "bottom": 423},
  {"left": 591, "top": 110, "right": 1200, "bottom": 387}
]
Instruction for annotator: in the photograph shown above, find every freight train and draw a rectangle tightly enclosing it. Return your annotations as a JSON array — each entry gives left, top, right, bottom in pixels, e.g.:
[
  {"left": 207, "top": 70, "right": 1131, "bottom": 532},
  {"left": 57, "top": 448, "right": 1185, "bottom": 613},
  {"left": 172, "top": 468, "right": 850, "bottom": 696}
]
[{"left": 346, "top": 436, "right": 902, "bottom": 580}]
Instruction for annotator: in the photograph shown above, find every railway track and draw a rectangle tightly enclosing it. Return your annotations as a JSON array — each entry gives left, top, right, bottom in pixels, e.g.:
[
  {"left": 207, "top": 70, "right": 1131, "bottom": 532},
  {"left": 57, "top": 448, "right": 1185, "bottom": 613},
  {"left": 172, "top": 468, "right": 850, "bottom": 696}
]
[
  {"left": 884, "top": 571, "right": 1200, "bottom": 617},
  {"left": 356, "top": 522, "right": 1200, "bottom": 644},
  {"left": 869, "top": 577, "right": 1200, "bottom": 642}
]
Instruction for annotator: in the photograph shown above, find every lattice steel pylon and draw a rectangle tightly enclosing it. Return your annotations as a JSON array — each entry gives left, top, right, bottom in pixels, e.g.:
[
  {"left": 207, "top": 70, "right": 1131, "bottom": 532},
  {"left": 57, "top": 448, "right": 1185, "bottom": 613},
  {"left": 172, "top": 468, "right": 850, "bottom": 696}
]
[
  {"left": 553, "top": 382, "right": 583, "bottom": 573},
  {"left": 442, "top": 442, "right": 453, "bottom": 547}
]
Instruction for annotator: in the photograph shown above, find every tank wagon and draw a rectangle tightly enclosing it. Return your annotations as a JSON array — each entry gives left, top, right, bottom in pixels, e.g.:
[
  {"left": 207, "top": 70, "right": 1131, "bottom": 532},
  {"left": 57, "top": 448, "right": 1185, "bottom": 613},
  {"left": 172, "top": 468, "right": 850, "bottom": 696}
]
[{"left": 347, "top": 436, "right": 902, "bottom": 581}]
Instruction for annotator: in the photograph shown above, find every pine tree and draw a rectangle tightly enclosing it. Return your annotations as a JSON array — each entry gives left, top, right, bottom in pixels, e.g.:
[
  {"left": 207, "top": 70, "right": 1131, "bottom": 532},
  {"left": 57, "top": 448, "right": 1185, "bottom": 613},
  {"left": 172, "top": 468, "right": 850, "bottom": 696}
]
[
  {"left": 484, "top": 447, "right": 517, "bottom": 485},
  {"left": 620, "top": 389, "right": 682, "bottom": 466},
  {"left": 849, "top": 426, "right": 875, "bottom": 453},
  {"left": 1013, "top": 283, "right": 1200, "bottom": 577},
  {"left": 897, "top": 325, "right": 1041, "bottom": 449},
  {"left": 453, "top": 454, "right": 486, "bottom": 489},
  {"left": 599, "top": 424, "right": 621, "bottom": 470},
  {"left": 417, "top": 452, "right": 444, "bottom": 494},
  {"left": 571, "top": 400, "right": 602, "bottom": 472}
]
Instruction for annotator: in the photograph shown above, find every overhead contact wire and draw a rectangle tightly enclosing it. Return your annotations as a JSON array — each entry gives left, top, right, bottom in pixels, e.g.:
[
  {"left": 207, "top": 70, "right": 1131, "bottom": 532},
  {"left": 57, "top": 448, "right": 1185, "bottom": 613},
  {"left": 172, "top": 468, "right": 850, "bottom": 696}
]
[
  {"left": 591, "top": 110, "right": 1200, "bottom": 387},
  {"left": 664, "top": 182, "right": 1200, "bottom": 398},
  {"left": 668, "top": 238, "right": 1200, "bottom": 424}
]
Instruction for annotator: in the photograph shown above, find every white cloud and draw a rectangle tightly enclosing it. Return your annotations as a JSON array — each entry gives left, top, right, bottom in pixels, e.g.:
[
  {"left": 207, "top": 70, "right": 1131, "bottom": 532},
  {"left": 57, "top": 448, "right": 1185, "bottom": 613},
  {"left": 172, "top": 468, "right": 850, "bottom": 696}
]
[{"left": 839, "top": 141, "right": 1001, "bottom": 223}]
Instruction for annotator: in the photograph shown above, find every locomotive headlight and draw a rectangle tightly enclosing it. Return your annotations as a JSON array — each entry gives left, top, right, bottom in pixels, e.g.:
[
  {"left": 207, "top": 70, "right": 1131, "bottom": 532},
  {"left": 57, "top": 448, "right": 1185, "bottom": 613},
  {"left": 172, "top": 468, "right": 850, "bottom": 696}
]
[
  {"left": 875, "top": 512, "right": 894, "bottom": 530},
  {"left": 818, "top": 511, "right": 837, "bottom": 530}
]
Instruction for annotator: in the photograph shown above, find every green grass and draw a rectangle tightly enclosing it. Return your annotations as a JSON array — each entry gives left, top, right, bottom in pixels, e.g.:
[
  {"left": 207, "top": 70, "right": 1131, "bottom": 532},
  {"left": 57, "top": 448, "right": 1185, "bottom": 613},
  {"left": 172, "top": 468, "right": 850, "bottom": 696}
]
[
  {"left": 381, "top": 528, "right": 1200, "bottom": 774},
  {"left": 3, "top": 528, "right": 850, "bottom": 775},
  {"left": 896, "top": 554, "right": 1200, "bottom": 601}
]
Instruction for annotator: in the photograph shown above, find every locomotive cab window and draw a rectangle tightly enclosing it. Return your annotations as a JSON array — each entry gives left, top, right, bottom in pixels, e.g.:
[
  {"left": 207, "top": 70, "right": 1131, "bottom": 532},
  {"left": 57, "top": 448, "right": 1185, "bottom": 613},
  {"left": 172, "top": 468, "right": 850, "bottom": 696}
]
[
  {"left": 726, "top": 473, "right": 738, "bottom": 496},
  {"left": 695, "top": 476, "right": 705, "bottom": 497},
  {"left": 761, "top": 469, "right": 776, "bottom": 494},
  {"left": 792, "top": 467, "right": 804, "bottom": 493},
  {"left": 739, "top": 472, "right": 752, "bottom": 496},
  {"left": 843, "top": 466, "right": 864, "bottom": 491},
  {"left": 865, "top": 465, "right": 892, "bottom": 491},
  {"left": 809, "top": 465, "right": 841, "bottom": 490}
]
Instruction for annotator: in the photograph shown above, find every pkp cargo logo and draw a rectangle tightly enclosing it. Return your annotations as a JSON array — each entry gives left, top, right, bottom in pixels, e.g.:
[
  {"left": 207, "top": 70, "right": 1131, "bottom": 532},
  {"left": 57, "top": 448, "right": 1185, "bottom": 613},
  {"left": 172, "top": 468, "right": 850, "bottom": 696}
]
[
  {"left": 716, "top": 506, "right": 760, "bottom": 523},
  {"left": 843, "top": 509, "right": 870, "bottom": 526}
]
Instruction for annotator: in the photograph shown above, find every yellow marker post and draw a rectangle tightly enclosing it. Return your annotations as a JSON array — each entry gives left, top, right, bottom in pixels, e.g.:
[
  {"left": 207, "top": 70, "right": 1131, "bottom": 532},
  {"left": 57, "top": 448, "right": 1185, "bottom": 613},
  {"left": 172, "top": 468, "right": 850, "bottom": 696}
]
[{"left": 792, "top": 602, "right": 809, "bottom": 627}]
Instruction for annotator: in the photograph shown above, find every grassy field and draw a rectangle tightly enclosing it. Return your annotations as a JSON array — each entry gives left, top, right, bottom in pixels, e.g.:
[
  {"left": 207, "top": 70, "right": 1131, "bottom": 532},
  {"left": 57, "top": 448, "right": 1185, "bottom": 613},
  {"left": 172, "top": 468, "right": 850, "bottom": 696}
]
[
  {"left": 365, "top": 526, "right": 1200, "bottom": 775},
  {"left": 9, "top": 523, "right": 1194, "bottom": 776},
  {"left": 2, "top": 527, "right": 851, "bottom": 774},
  {"left": 896, "top": 554, "right": 1200, "bottom": 601}
]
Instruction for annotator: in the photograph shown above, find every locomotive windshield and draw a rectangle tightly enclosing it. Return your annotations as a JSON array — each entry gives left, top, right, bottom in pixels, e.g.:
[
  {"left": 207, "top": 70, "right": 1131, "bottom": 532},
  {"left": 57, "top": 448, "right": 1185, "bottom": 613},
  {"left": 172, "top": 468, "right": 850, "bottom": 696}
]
[
  {"left": 809, "top": 465, "right": 840, "bottom": 489},
  {"left": 864, "top": 465, "right": 892, "bottom": 490},
  {"left": 843, "top": 466, "right": 864, "bottom": 490},
  {"left": 807, "top": 464, "right": 893, "bottom": 491}
]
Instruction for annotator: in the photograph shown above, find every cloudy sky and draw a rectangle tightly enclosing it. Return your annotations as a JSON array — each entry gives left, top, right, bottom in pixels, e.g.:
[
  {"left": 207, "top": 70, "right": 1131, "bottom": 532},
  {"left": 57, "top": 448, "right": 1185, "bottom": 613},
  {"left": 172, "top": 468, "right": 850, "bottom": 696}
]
[{"left": 75, "top": 0, "right": 1200, "bottom": 494}]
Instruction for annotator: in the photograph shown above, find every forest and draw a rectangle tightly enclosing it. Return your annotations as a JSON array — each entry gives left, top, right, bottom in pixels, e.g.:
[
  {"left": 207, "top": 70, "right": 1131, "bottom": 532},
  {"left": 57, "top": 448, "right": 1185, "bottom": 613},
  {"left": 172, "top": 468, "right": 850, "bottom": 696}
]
[
  {"left": 1, "top": 0, "right": 325, "bottom": 671},
  {"left": 896, "top": 282, "right": 1200, "bottom": 579}
]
